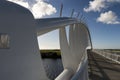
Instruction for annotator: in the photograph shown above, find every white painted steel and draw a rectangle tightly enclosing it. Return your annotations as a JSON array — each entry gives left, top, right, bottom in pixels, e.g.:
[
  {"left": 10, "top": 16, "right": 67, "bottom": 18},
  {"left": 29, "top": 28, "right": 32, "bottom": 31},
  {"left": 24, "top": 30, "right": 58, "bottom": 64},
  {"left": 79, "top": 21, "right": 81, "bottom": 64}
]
[
  {"left": 35, "top": 17, "right": 78, "bottom": 36},
  {"left": 36, "top": 18, "right": 92, "bottom": 80},
  {"left": 56, "top": 23, "right": 90, "bottom": 80},
  {"left": 71, "top": 56, "right": 88, "bottom": 80},
  {"left": 0, "top": 1, "right": 49, "bottom": 80},
  {"left": 0, "top": 1, "right": 92, "bottom": 80},
  {"left": 55, "top": 68, "right": 73, "bottom": 80}
]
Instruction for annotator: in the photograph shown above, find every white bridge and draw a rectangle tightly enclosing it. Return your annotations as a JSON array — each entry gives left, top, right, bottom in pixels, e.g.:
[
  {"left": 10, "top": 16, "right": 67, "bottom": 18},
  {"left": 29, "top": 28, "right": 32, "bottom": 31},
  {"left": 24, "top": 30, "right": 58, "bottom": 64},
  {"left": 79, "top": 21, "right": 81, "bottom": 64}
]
[{"left": 0, "top": 1, "right": 92, "bottom": 80}]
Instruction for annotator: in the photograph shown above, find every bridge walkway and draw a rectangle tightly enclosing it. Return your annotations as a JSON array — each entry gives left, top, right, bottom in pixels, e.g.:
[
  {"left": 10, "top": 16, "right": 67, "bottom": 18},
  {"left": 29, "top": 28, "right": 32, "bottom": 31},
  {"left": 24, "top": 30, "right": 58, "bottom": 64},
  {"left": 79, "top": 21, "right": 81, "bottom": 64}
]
[{"left": 88, "top": 51, "right": 120, "bottom": 80}]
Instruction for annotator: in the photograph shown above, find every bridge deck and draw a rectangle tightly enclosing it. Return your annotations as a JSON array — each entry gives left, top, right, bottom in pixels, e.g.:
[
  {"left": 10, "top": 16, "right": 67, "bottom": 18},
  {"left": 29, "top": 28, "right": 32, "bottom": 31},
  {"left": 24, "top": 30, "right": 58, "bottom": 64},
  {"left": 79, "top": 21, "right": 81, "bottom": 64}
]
[{"left": 88, "top": 51, "right": 120, "bottom": 80}]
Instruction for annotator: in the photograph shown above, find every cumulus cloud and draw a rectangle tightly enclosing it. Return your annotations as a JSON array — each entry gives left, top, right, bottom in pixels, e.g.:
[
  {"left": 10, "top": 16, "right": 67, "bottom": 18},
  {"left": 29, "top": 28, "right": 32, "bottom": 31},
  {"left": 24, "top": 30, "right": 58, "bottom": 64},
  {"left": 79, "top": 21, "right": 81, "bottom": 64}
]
[
  {"left": 84, "top": 0, "right": 106, "bottom": 12},
  {"left": 84, "top": 0, "right": 120, "bottom": 12},
  {"left": 7, "top": 0, "right": 57, "bottom": 18},
  {"left": 97, "top": 11, "right": 120, "bottom": 24},
  {"left": 31, "top": 0, "right": 56, "bottom": 18}
]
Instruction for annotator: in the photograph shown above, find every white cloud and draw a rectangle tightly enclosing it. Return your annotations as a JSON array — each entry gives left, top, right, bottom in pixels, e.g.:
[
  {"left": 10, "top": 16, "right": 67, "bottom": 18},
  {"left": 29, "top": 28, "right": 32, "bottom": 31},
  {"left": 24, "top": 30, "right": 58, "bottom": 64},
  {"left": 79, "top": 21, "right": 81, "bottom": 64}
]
[
  {"left": 84, "top": 0, "right": 120, "bottom": 12},
  {"left": 84, "top": 0, "right": 106, "bottom": 12},
  {"left": 7, "top": 0, "right": 57, "bottom": 18},
  {"left": 97, "top": 11, "right": 120, "bottom": 24},
  {"left": 31, "top": 0, "right": 56, "bottom": 18}
]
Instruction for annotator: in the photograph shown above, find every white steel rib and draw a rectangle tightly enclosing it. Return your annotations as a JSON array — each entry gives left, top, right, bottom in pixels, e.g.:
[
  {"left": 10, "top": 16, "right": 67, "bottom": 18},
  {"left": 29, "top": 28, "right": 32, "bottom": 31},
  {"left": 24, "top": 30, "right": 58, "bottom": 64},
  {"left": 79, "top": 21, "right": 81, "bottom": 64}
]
[{"left": 35, "top": 17, "right": 92, "bottom": 80}]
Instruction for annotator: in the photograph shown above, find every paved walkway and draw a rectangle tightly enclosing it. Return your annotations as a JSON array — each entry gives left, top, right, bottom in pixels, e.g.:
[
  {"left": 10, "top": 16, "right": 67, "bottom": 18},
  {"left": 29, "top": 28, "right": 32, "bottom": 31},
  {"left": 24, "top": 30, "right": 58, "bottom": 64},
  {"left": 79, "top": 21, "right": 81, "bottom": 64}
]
[{"left": 88, "top": 51, "right": 120, "bottom": 80}]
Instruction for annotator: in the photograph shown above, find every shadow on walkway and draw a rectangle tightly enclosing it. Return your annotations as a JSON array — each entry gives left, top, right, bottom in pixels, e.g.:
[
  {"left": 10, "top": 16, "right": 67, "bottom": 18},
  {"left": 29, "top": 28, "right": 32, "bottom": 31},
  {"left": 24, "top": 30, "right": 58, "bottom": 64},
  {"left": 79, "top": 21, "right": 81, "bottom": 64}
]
[{"left": 88, "top": 51, "right": 120, "bottom": 80}]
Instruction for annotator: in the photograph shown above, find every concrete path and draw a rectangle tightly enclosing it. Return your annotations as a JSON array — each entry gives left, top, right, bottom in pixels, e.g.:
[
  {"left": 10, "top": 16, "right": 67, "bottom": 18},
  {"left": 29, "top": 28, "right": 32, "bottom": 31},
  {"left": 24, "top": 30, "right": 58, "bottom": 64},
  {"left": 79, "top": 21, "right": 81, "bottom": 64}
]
[{"left": 88, "top": 51, "right": 120, "bottom": 80}]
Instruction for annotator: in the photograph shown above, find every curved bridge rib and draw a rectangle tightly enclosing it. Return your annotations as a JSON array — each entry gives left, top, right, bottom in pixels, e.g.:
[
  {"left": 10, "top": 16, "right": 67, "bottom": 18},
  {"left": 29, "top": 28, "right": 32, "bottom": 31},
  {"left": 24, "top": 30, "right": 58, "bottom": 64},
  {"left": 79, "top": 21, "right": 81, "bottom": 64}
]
[{"left": 36, "top": 17, "right": 92, "bottom": 80}]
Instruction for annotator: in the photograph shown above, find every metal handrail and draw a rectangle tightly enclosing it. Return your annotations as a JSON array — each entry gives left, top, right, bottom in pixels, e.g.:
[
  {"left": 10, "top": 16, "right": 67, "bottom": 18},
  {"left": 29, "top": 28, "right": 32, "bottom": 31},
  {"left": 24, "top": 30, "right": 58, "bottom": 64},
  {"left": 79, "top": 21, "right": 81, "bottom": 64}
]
[{"left": 93, "top": 50, "right": 120, "bottom": 64}]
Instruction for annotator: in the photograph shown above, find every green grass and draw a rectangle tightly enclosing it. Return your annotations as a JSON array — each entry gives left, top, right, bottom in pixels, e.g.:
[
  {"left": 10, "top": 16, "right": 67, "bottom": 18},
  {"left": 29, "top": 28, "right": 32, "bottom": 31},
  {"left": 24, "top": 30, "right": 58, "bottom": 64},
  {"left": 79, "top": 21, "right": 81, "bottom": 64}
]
[
  {"left": 111, "top": 50, "right": 120, "bottom": 53},
  {"left": 40, "top": 49, "right": 61, "bottom": 56},
  {"left": 104, "top": 49, "right": 120, "bottom": 53}
]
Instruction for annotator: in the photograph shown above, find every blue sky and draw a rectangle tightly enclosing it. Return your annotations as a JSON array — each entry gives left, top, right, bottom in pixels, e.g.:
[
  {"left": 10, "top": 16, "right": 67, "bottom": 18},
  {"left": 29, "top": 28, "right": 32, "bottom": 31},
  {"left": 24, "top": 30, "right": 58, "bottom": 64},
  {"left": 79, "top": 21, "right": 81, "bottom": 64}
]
[{"left": 9, "top": 0, "right": 120, "bottom": 49}]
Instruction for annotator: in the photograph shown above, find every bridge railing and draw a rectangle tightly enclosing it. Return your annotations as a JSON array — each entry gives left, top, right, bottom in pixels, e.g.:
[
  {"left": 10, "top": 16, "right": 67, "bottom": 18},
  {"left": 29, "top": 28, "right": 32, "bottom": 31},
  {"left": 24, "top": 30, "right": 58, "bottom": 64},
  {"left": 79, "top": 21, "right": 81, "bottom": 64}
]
[{"left": 93, "top": 49, "right": 120, "bottom": 64}]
